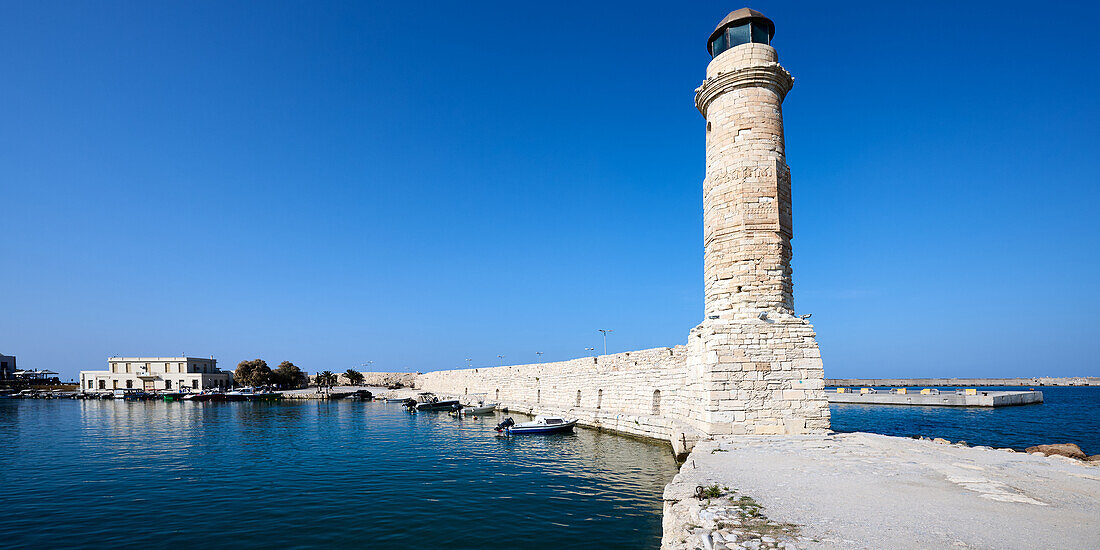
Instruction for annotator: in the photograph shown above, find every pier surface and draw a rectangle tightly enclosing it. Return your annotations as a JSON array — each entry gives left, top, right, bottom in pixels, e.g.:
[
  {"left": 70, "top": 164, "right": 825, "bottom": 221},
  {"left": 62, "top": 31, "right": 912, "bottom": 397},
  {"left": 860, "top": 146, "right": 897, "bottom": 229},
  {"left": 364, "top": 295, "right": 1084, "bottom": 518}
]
[
  {"left": 828, "top": 390, "right": 1042, "bottom": 407},
  {"left": 662, "top": 433, "right": 1100, "bottom": 549}
]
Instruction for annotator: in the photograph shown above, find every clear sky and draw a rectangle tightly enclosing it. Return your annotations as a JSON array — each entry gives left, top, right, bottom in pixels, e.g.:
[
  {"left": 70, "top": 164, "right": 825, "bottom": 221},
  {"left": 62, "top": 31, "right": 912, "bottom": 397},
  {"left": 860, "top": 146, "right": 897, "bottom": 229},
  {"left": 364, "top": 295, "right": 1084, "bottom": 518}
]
[{"left": 2, "top": 1, "right": 1098, "bottom": 381}]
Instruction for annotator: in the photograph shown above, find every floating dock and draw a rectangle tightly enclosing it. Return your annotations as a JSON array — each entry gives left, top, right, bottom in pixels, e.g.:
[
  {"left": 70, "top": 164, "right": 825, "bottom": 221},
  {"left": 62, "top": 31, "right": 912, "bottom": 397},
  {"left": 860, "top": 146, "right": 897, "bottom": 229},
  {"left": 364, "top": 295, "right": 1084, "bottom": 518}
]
[{"left": 827, "top": 388, "right": 1043, "bottom": 407}]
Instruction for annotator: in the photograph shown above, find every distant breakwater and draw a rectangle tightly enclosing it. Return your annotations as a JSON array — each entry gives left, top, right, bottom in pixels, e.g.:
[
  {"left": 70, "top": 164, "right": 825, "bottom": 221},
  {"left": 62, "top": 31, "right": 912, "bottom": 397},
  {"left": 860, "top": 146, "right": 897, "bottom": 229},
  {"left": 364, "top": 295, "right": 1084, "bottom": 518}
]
[{"left": 826, "top": 377, "right": 1099, "bottom": 387}]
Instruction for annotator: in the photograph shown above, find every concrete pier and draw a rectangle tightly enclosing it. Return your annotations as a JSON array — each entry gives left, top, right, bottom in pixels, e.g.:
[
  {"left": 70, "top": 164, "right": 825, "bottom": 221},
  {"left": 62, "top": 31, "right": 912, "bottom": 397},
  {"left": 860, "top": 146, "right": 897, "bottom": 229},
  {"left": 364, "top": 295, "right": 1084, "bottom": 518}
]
[
  {"left": 662, "top": 434, "right": 1100, "bottom": 550},
  {"left": 828, "top": 389, "right": 1043, "bottom": 407}
]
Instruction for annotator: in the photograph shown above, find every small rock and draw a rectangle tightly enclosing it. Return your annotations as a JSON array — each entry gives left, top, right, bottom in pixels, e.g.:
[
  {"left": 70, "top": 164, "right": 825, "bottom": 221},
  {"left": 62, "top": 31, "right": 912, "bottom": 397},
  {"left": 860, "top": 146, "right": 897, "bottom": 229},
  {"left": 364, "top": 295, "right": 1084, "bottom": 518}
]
[
  {"left": 933, "top": 438, "right": 950, "bottom": 444},
  {"left": 1024, "top": 443, "right": 1087, "bottom": 460},
  {"left": 1087, "top": 455, "right": 1100, "bottom": 462},
  {"left": 955, "top": 441, "right": 968, "bottom": 446},
  {"left": 761, "top": 536, "right": 776, "bottom": 543}
]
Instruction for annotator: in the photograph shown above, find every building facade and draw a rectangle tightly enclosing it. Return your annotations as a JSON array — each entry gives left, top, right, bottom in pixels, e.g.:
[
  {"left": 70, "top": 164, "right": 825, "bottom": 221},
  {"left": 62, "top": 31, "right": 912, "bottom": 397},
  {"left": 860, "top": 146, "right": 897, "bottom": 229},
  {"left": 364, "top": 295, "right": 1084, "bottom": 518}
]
[
  {"left": 80, "top": 357, "right": 232, "bottom": 393},
  {"left": 0, "top": 353, "right": 15, "bottom": 383}
]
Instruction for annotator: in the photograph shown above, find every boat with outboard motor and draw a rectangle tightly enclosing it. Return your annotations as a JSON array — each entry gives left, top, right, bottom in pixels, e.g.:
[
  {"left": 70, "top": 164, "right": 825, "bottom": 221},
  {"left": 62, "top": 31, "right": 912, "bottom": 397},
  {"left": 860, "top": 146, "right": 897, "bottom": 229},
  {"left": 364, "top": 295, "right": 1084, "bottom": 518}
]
[
  {"left": 405, "top": 392, "right": 461, "bottom": 412},
  {"left": 495, "top": 416, "right": 577, "bottom": 434},
  {"left": 451, "top": 402, "right": 498, "bottom": 416},
  {"left": 224, "top": 387, "right": 282, "bottom": 402}
]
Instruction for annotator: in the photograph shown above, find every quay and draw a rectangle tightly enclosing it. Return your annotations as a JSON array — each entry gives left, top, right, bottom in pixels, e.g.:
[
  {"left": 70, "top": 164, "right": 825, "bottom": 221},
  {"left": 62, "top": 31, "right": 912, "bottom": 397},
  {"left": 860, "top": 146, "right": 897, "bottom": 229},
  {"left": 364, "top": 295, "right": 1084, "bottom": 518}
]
[
  {"left": 662, "top": 434, "right": 1100, "bottom": 550},
  {"left": 827, "top": 388, "right": 1043, "bottom": 407}
]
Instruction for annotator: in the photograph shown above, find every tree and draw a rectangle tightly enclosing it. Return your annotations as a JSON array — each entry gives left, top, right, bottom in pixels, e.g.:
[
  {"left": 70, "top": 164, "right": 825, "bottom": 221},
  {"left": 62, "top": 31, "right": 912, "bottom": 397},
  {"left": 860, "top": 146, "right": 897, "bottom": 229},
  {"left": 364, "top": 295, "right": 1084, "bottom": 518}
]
[
  {"left": 344, "top": 369, "right": 364, "bottom": 386},
  {"left": 273, "top": 361, "right": 307, "bottom": 389},
  {"left": 234, "top": 359, "right": 270, "bottom": 387}
]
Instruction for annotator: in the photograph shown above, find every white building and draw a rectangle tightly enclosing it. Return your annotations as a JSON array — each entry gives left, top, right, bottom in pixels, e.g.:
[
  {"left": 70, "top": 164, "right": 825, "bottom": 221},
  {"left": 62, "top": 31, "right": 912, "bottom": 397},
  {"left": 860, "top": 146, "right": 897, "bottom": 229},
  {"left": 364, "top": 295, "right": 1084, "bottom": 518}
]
[{"left": 80, "top": 357, "right": 232, "bottom": 393}]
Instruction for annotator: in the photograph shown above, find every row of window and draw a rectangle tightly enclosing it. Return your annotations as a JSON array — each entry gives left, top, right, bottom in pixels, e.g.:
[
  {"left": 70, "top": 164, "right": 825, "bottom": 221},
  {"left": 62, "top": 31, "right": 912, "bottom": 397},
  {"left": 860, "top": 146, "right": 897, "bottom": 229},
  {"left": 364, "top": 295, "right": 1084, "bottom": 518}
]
[
  {"left": 88, "top": 378, "right": 227, "bottom": 390},
  {"left": 709, "top": 21, "right": 771, "bottom": 58}
]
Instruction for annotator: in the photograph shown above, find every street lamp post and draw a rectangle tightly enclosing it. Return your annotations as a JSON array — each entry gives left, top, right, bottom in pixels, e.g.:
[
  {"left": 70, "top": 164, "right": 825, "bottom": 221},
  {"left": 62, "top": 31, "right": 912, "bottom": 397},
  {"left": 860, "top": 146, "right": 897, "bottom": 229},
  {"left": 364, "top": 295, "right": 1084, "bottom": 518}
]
[
  {"left": 362, "top": 361, "right": 374, "bottom": 371},
  {"left": 466, "top": 358, "right": 473, "bottom": 368},
  {"left": 585, "top": 347, "right": 595, "bottom": 357},
  {"left": 598, "top": 329, "right": 613, "bottom": 356},
  {"left": 536, "top": 351, "right": 544, "bottom": 362},
  {"left": 497, "top": 355, "right": 505, "bottom": 367}
]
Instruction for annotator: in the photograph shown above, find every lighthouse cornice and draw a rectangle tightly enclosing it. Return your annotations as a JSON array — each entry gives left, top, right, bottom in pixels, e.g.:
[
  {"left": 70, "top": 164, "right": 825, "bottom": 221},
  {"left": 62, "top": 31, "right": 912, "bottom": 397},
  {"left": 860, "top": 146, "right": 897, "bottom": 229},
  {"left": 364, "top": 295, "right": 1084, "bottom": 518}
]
[{"left": 694, "top": 64, "right": 794, "bottom": 118}]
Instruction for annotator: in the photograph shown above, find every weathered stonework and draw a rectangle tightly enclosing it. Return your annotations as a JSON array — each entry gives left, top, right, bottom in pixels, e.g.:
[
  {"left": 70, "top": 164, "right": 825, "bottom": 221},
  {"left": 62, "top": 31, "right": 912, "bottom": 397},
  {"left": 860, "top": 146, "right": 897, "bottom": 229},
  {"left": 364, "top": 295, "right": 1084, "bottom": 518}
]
[{"left": 417, "top": 14, "right": 828, "bottom": 448}]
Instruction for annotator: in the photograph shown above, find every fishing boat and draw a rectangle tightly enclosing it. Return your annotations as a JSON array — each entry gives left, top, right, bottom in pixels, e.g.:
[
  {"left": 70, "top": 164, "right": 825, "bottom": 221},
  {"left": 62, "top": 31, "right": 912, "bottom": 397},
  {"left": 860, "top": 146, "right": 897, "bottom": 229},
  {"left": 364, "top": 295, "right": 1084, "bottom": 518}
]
[
  {"left": 404, "top": 392, "right": 460, "bottom": 411},
  {"left": 453, "top": 402, "right": 498, "bottom": 416},
  {"left": 224, "top": 387, "right": 282, "bottom": 402},
  {"left": 162, "top": 392, "right": 183, "bottom": 402},
  {"left": 495, "top": 416, "right": 577, "bottom": 435}
]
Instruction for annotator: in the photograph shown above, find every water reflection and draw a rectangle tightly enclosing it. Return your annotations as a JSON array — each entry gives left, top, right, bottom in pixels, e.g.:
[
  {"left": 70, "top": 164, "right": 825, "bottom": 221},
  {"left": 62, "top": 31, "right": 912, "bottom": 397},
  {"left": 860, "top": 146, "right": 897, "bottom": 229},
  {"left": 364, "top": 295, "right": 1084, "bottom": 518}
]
[{"left": 0, "top": 400, "right": 678, "bottom": 549}]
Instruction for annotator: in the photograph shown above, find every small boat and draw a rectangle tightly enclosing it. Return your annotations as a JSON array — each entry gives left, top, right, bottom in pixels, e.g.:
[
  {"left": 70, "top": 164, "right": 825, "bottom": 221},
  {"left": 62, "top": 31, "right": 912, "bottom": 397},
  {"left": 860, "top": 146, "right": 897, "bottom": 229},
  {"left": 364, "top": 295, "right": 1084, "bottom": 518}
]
[
  {"left": 414, "top": 398, "right": 461, "bottom": 411},
  {"left": 455, "top": 402, "right": 497, "bottom": 416},
  {"left": 224, "top": 387, "right": 282, "bottom": 402},
  {"left": 495, "top": 416, "right": 577, "bottom": 435},
  {"left": 384, "top": 397, "right": 408, "bottom": 403},
  {"left": 162, "top": 392, "right": 183, "bottom": 402}
]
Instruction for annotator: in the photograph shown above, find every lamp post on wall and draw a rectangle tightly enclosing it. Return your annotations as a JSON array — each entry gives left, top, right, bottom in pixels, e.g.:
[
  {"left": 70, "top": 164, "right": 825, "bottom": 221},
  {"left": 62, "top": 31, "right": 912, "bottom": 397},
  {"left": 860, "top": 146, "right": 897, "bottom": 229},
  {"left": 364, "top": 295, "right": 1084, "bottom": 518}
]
[
  {"left": 536, "top": 352, "right": 544, "bottom": 362},
  {"left": 597, "top": 329, "right": 613, "bottom": 356},
  {"left": 497, "top": 355, "right": 505, "bottom": 367}
]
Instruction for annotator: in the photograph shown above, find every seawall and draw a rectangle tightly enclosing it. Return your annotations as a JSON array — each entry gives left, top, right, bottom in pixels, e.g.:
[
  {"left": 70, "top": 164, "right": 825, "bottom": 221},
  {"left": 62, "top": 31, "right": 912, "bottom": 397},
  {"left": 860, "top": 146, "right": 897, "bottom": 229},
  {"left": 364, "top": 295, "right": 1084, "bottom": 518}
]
[{"left": 415, "top": 346, "right": 704, "bottom": 454}]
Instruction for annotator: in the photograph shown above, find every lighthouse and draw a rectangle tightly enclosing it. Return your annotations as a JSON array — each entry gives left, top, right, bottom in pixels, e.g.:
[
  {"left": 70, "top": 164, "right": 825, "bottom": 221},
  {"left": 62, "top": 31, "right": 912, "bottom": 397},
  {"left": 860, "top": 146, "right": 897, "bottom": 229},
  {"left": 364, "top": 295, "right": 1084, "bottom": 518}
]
[{"left": 687, "top": 8, "right": 829, "bottom": 436}]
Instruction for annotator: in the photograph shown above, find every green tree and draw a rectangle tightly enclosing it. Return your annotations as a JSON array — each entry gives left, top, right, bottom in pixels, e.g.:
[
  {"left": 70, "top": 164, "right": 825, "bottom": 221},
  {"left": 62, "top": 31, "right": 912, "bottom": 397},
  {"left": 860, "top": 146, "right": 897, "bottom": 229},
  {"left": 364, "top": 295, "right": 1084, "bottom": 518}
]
[
  {"left": 344, "top": 369, "right": 364, "bottom": 386},
  {"left": 316, "top": 371, "right": 338, "bottom": 391},
  {"left": 273, "top": 361, "right": 307, "bottom": 389},
  {"left": 234, "top": 359, "right": 270, "bottom": 387}
]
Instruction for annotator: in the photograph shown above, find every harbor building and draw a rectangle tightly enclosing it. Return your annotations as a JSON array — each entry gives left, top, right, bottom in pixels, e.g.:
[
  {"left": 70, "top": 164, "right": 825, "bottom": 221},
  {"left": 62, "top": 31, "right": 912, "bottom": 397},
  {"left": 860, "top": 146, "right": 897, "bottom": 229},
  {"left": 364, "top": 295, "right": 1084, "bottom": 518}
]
[
  {"left": 0, "top": 353, "right": 15, "bottom": 383},
  {"left": 80, "top": 357, "right": 232, "bottom": 393}
]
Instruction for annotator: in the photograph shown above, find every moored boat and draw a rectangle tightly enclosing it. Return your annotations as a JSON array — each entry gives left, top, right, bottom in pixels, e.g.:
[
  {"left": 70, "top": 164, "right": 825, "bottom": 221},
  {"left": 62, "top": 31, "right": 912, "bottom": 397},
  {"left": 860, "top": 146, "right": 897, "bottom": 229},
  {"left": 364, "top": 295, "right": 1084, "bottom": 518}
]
[
  {"left": 224, "top": 387, "right": 282, "bottom": 402},
  {"left": 495, "top": 416, "right": 577, "bottom": 434}
]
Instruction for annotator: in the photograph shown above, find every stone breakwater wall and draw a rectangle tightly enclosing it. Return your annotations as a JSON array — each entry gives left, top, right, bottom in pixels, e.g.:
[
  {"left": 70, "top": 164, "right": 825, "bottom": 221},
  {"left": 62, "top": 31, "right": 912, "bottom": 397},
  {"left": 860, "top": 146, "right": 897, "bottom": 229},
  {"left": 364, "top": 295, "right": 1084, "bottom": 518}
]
[
  {"left": 415, "top": 346, "right": 702, "bottom": 453},
  {"left": 827, "top": 377, "right": 1100, "bottom": 387},
  {"left": 309, "top": 372, "right": 417, "bottom": 387},
  {"left": 416, "top": 318, "right": 830, "bottom": 452}
]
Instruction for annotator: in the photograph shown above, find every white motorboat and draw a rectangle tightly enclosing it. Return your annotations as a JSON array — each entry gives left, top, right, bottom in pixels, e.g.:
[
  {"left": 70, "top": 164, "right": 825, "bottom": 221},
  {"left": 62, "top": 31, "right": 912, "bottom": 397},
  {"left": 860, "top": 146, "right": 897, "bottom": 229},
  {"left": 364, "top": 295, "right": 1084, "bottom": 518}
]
[{"left": 495, "top": 416, "right": 577, "bottom": 434}]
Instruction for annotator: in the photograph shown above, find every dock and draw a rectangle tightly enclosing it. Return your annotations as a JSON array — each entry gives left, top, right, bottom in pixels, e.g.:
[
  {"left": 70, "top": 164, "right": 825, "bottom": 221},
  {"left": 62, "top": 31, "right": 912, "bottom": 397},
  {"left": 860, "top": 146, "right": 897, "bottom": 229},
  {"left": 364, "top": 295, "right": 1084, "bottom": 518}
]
[{"left": 827, "top": 388, "right": 1043, "bottom": 407}]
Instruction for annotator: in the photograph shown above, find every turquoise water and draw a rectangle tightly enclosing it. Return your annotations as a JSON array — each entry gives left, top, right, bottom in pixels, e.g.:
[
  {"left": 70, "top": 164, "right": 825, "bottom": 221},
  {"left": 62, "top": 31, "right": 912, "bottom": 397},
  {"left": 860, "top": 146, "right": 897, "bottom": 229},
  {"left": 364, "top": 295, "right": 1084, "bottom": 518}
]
[
  {"left": 0, "top": 400, "right": 679, "bottom": 549},
  {"left": 830, "top": 386, "right": 1100, "bottom": 455}
]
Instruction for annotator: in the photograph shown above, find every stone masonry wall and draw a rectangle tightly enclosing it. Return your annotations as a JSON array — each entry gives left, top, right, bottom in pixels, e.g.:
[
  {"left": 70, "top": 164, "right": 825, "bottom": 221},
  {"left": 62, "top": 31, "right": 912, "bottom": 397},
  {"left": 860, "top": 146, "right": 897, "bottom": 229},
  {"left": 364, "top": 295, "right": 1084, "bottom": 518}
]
[{"left": 416, "top": 346, "right": 703, "bottom": 453}]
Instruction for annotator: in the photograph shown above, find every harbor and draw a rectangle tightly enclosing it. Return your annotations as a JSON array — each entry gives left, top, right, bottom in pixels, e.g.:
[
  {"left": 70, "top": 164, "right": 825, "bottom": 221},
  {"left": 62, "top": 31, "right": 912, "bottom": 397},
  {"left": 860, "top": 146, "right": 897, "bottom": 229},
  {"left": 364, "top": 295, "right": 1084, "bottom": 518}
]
[{"left": 827, "top": 388, "right": 1044, "bottom": 407}]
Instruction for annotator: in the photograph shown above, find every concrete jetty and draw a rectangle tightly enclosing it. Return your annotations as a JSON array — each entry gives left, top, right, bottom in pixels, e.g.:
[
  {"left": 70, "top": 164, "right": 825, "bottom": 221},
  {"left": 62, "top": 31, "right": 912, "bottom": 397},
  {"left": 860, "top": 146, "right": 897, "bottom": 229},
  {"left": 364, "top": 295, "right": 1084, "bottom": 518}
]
[
  {"left": 662, "top": 434, "right": 1100, "bottom": 549},
  {"left": 825, "top": 377, "right": 1098, "bottom": 387},
  {"left": 828, "top": 389, "right": 1043, "bottom": 407}
]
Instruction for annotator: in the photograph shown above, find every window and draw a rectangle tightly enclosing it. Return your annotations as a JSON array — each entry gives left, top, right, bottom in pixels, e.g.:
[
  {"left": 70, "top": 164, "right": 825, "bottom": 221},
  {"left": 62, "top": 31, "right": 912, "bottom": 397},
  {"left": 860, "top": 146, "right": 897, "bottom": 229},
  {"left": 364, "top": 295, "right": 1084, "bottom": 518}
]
[
  {"left": 126, "top": 380, "right": 133, "bottom": 389},
  {"left": 99, "top": 380, "right": 105, "bottom": 390},
  {"left": 495, "top": 389, "right": 500, "bottom": 401},
  {"left": 192, "top": 380, "right": 198, "bottom": 389},
  {"left": 537, "top": 389, "right": 541, "bottom": 404},
  {"left": 113, "top": 380, "right": 118, "bottom": 389},
  {"left": 597, "top": 389, "right": 603, "bottom": 410},
  {"left": 165, "top": 379, "right": 172, "bottom": 390},
  {"left": 710, "top": 21, "right": 771, "bottom": 58},
  {"left": 576, "top": 390, "right": 581, "bottom": 407},
  {"left": 652, "top": 390, "right": 661, "bottom": 416}
]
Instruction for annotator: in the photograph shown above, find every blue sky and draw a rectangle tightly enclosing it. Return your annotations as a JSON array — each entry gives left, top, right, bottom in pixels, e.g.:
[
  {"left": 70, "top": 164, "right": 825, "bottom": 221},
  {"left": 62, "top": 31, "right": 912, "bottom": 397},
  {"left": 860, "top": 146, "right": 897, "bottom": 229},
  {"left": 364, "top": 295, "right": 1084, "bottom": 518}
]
[{"left": 2, "top": 1, "right": 1098, "bottom": 380}]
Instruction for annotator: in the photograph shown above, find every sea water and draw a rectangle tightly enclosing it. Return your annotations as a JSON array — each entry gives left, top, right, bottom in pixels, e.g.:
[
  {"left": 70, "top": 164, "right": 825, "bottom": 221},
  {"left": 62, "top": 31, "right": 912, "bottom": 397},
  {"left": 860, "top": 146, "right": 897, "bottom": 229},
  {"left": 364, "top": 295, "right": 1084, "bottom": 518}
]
[
  {"left": 0, "top": 400, "right": 678, "bottom": 549},
  {"left": 830, "top": 386, "right": 1100, "bottom": 455}
]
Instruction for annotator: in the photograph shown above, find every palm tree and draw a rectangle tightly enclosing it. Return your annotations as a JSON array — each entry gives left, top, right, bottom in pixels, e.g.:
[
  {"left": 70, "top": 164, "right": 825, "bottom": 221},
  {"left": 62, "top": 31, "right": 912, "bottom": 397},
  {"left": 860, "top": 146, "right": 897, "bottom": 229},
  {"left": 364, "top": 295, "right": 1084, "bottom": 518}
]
[{"left": 317, "top": 371, "right": 337, "bottom": 393}]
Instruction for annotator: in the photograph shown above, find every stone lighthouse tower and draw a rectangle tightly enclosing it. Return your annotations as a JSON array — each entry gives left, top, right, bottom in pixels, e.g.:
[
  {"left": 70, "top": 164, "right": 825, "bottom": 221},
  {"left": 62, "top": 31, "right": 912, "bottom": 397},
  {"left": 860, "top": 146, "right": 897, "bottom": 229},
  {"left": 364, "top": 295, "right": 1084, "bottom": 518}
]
[{"left": 686, "top": 8, "right": 829, "bottom": 435}]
